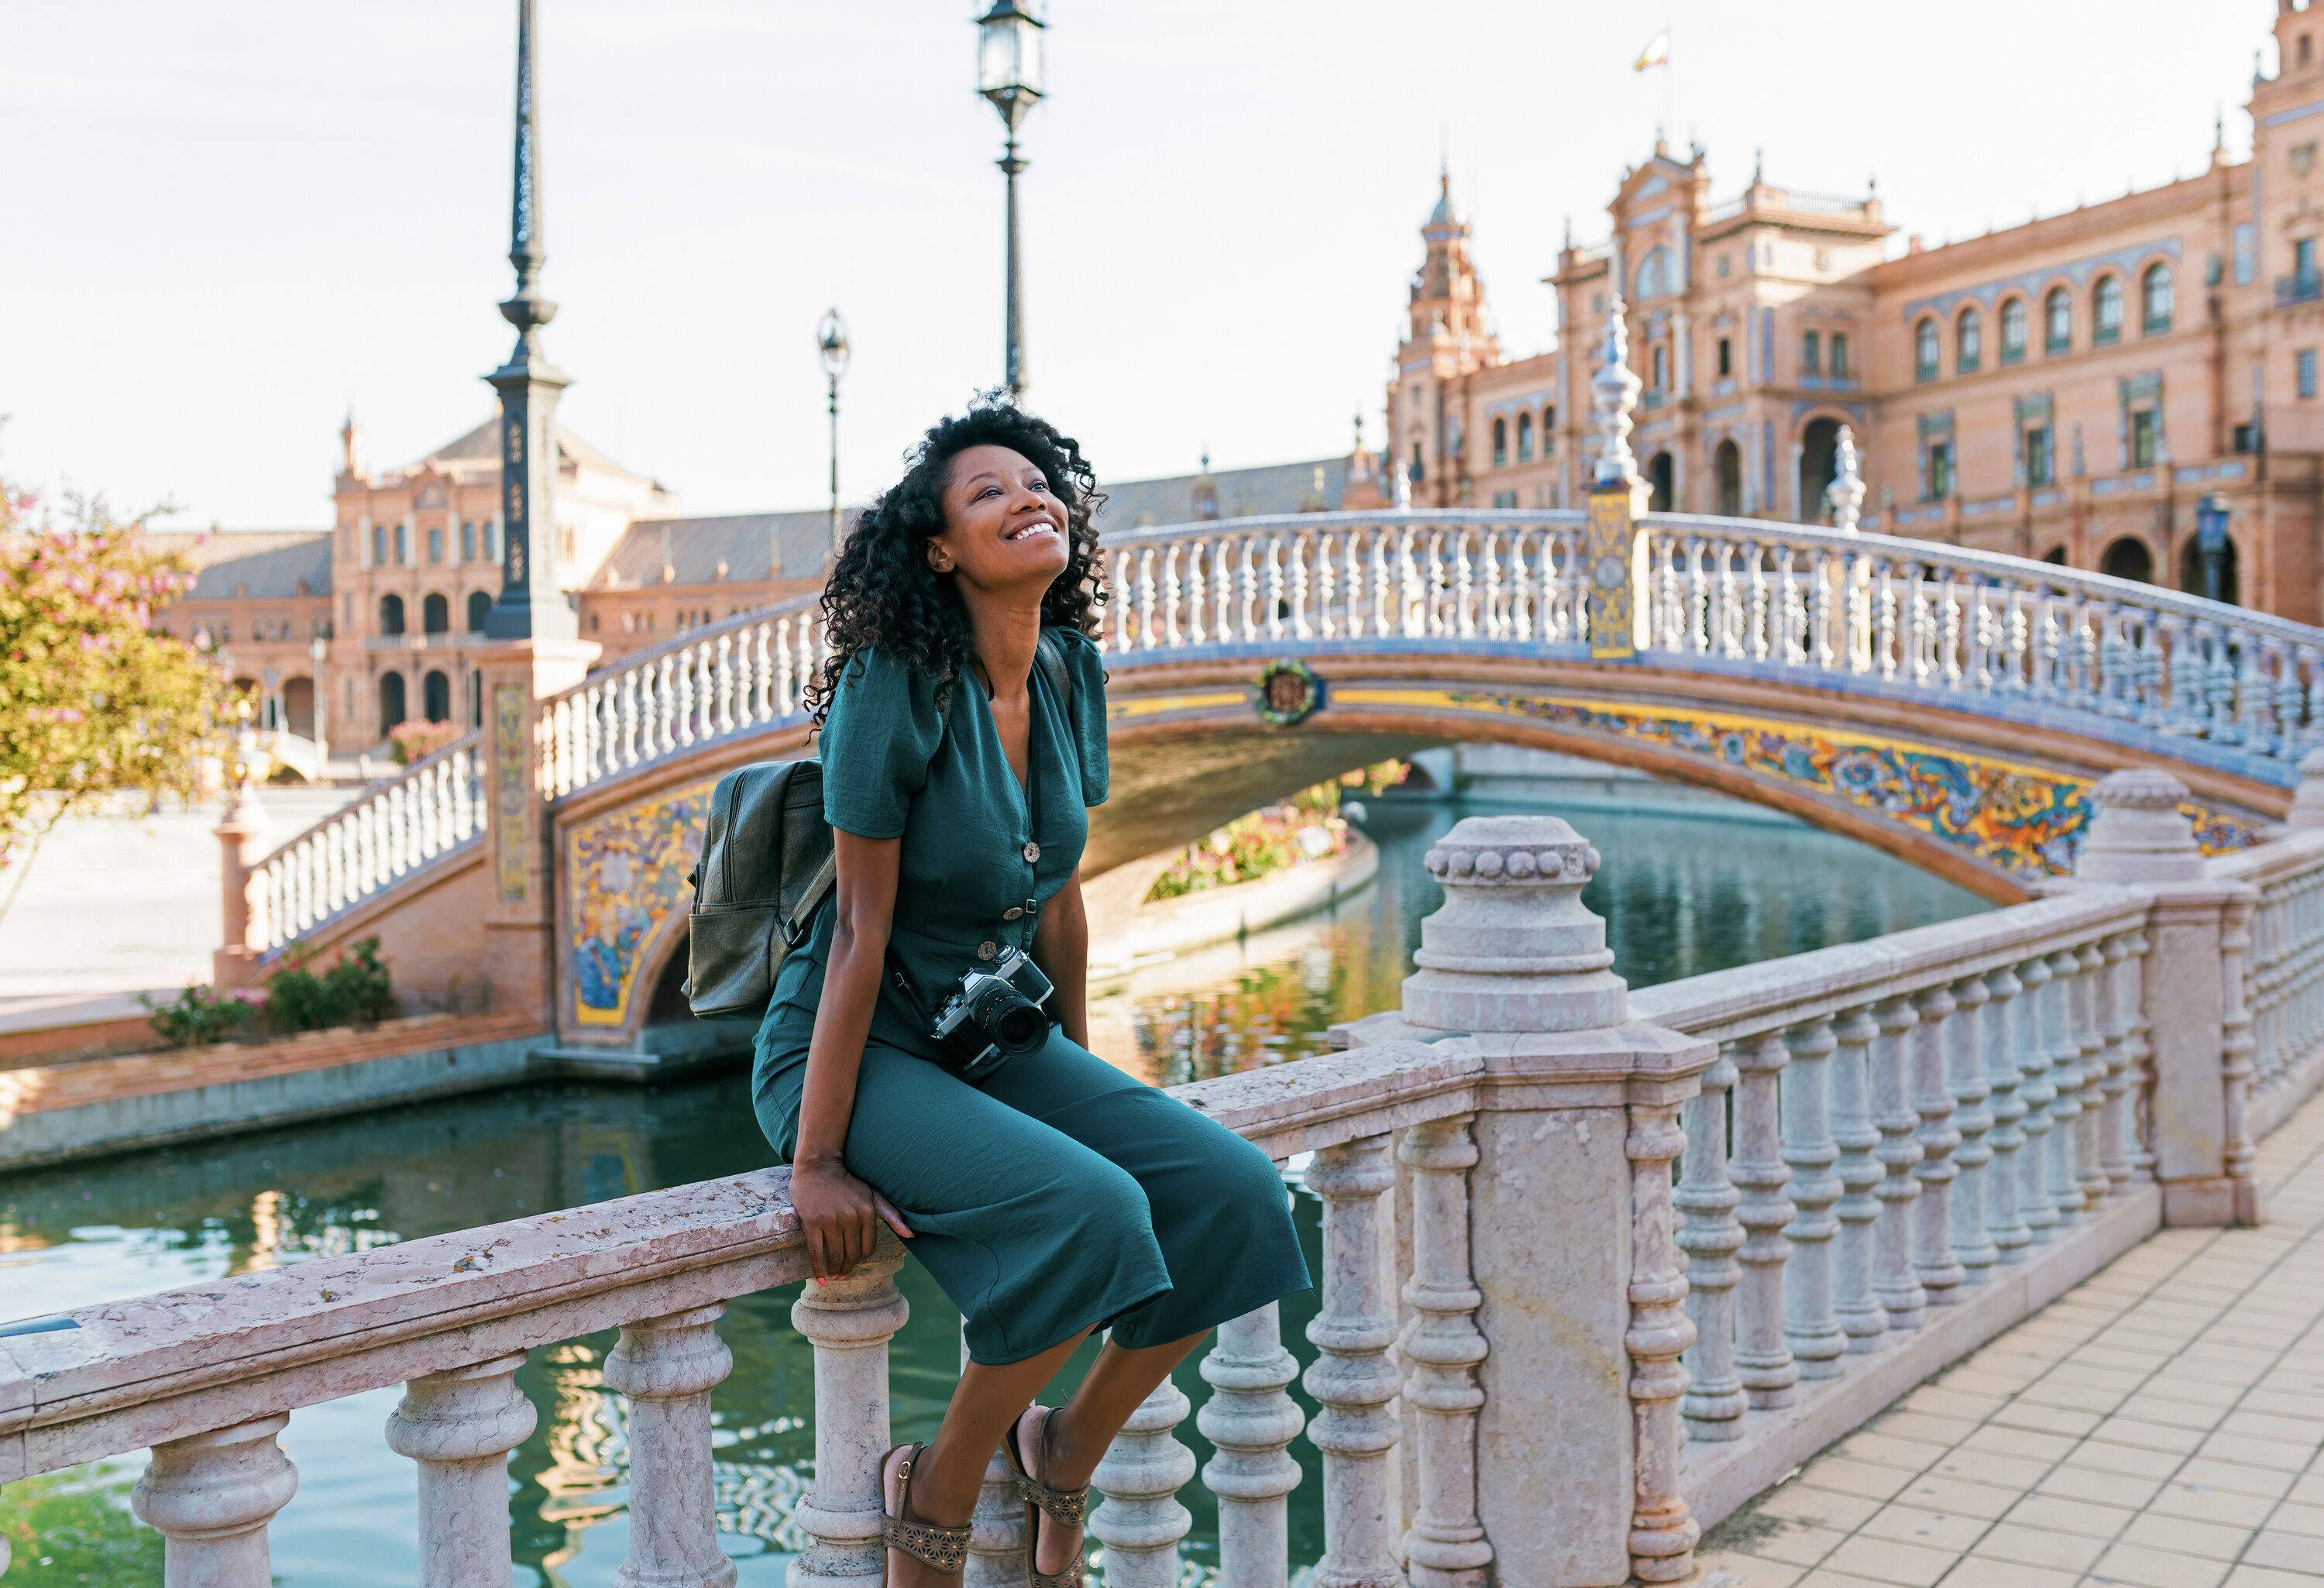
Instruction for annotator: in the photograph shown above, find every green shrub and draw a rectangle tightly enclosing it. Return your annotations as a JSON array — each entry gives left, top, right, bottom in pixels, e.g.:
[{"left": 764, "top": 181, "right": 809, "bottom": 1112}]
[
  {"left": 263, "top": 936, "right": 396, "bottom": 1033},
  {"left": 140, "top": 984, "right": 264, "bottom": 1048}
]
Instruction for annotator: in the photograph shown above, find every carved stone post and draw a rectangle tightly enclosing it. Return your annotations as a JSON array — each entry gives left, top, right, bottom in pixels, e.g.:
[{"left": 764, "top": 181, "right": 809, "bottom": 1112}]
[
  {"left": 1980, "top": 965, "right": 2033, "bottom": 1260},
  {"left": 386, "top": 1352, "right": 538, "bottom": 1588},
  {"left": 1909, "top": 985, "right": 1965, "bottom": 1303},
  {"left": 1870, "top": 995, "right": 1927, "bottom": 1328},
  {"left": 1946, "top": 974, "right": 1999, "bottom": 1284},
  {"left": 1374, "top": 815, "right": 1715, "bottom": 1587},
  {"left": 1090, "top": 1363, "right": 1197, "bottom": 1588},
  {"left": 1827, "top": 1005, "right": 1889, "bottom": 1351},
  {"left": 211, "top": 782, "right": 271, "bottom": 990},
  {"left": 1303, "top": 1135, "right": 1404, "bottom": 1588},
  {"left": 1396, "top": 1117, "right": 1491, "bottom": 1588},
  {"left": 2072, "top": 768, "right": 2260, "bottom": 1225},
  {"left": 790, "top": 1243, "right": 909, "bottom": 1588},
  {"left": 604, "top": 1306, "right": 738, "bottom": 1588},
  {"left": 1198, "top": 1304, "right": 1305, "bottom": 1588},
  {"left": 131, "top": 1414, "right": 300, "bottom": 1588}
]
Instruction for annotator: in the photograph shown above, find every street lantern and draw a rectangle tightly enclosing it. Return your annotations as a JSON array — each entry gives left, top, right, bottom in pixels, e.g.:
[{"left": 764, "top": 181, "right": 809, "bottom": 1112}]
[
  {"left": 2195, "top": 492, "right": 2233, "bottom": 604},
  {"left": 975, "top": 0, "right": 1046, "bottom": 400},
  {"left": 816, "top": 307, "right": 851, "bottom": 557}
]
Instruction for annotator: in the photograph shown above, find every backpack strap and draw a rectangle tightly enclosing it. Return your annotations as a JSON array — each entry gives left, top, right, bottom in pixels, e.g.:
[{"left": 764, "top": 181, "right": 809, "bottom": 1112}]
[{"left": 1034, "top": 628, "right": 1073, "bottom": 715}]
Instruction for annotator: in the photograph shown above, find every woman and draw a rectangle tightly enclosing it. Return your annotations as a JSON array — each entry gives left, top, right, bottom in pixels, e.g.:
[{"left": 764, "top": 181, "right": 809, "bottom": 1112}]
[{"left": 751, "top": 400, "right": 1314, "bottom": 1588}]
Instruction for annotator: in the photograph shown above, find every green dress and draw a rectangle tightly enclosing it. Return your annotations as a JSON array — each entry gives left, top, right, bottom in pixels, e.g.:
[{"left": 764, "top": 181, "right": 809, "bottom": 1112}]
[{"left": 751, "top": 624, "right": 1313, "bottom": 1365}]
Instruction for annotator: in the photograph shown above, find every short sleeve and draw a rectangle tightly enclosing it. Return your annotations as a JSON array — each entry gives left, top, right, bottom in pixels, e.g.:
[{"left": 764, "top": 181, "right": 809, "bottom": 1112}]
[
  {"left": 1047, "top": 624, "right": 1110, "bottom": 807},
  {"left": 816, "top": 646, "right": 944, "bottom": 837}
]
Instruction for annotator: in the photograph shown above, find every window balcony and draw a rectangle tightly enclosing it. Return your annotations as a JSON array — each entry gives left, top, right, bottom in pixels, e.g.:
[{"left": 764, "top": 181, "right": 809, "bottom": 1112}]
[
  {"left": 2092, "top": 325, "right": 2122, "bottom": 347},
  {"left": 2000, "top": 345, "right": 2026, "bottom": 366},
  {"left": 1915, "top": 363, "right": 1938, "bottom": 384},
  {"left": 2278, "top": 270, "right": 2324, "bottom": 306}
]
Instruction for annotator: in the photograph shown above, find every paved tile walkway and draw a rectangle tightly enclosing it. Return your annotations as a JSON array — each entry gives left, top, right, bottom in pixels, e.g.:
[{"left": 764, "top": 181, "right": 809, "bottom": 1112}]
[{"left": 1700, "top": 1085, "right": 2324, "bottom": 1588}]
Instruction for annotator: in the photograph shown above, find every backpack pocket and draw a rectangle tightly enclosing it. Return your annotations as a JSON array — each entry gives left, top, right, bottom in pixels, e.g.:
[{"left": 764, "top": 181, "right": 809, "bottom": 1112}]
[{"left": 685, "top": 902, "right": 788, "bottom": 1016}]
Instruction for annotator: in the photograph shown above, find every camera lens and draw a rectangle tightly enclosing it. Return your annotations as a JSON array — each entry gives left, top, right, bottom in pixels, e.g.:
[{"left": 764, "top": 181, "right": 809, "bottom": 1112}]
[{"left": 967, "top": 981, "right": 1048, "bottom": 1057}]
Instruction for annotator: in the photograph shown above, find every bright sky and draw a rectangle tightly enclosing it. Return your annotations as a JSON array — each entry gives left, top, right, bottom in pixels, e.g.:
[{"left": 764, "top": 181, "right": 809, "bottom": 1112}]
[{"left": 0, "top": 2, "right": 2277, "bottom": 530}]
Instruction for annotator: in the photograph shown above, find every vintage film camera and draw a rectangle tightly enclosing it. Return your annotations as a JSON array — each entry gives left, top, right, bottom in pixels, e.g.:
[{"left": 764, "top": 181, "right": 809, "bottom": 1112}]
[{"left": 930, "top": 947, "right": 1054, "bottom": 1081}]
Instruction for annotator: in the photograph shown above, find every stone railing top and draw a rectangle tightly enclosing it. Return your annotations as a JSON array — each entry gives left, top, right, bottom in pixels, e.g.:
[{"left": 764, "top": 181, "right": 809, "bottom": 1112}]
[
  {"left": 1630, "top": 884, "right": 2150, "bottom": 1044},
  {"left": 249, "top": 727, "right": 483, "bottom": 870},
  {"left": 545, "top": 589, "right": 823, "bottom": 710},
  {"left": 2208, "top": 823, "right": 2324, "bottom": 885}
]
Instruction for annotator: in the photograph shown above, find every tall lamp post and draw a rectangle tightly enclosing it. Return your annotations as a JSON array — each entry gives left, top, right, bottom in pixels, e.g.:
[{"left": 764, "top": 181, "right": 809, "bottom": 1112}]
[
  {"left": 975, "top": 1, "right": 1045, "bottom": 401},
  {"left": 817, "top": 308, "right": 851, "bottom": 557}
]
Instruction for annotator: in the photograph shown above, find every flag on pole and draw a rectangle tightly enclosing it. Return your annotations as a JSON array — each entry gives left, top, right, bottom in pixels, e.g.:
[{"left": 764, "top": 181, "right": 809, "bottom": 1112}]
[{"left": 1635, "top": 29, "right": 1670, "bottom": 70}]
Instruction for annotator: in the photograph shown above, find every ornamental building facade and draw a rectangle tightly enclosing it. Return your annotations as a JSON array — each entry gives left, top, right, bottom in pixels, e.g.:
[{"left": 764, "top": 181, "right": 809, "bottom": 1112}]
[{"left": 1391, "top": 0, "right": 2324, "bottom": 622}]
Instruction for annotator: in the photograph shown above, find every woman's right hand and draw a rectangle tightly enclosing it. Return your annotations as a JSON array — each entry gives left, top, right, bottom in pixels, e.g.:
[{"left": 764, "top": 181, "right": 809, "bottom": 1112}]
[{"left": 789, "top": 1155, "right": 915, "bottom": 1281}]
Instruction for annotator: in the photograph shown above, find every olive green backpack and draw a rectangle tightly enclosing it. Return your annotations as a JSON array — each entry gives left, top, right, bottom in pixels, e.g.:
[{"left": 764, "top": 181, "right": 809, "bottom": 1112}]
[{"left": 682, "top": 634, "right": 1072, "bottom": 1018}]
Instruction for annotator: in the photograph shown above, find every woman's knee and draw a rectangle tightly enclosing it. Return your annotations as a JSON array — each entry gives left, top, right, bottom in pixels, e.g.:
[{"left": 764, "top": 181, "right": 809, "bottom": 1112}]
[{"left": 1057, "top": 1156, "right": 1154, "bottom": 1243}]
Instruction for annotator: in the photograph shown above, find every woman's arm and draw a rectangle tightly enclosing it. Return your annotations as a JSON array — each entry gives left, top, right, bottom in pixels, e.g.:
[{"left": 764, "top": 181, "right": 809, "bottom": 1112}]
[
  {"left": 1030, "top": 864, "right": 1092, "bottom": 1049},
  {"left": 789, "top": 828, "right": 913, "bottom": 1279}
]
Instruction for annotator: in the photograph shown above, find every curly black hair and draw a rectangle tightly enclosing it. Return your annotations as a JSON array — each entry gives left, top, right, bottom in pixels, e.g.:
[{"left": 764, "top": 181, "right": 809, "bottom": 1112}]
[{"left": 807, "top": 395, "right": 1108, "bottom": 723}]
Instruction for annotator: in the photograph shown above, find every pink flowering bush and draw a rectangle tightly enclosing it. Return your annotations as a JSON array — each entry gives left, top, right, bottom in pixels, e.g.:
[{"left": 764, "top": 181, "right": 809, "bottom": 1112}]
[{"left": 2, "top": 469, "right": 225, "bottom": 922}]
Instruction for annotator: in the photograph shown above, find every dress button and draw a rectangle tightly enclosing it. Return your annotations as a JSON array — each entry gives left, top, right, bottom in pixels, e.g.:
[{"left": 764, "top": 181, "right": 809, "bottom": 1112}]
[
  {"left": 1023, "top": 840, "right": 1042, "bottom": 863},
  {"left": 1002, "top": 906, "right": 1025, "bottom": 920},
  {"left": 977, "top": 940, "right": 999, "bottom": 961}
]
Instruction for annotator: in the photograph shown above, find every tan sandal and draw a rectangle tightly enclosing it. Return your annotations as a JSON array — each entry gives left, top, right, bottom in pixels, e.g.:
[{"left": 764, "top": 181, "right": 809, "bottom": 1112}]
[
  {"left": 1004, "top": 1404, "right": 1091, "bottom": 1588},
  {"left": 881, "top": 1441, "right": 971, "bottom": 1585}
]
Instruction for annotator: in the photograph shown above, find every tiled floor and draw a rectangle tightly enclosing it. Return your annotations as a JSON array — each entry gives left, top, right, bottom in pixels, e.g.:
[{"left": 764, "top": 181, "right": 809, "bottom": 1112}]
[{"left": 1699, "top": 1086, "right": 2324, "bottom": 1588}]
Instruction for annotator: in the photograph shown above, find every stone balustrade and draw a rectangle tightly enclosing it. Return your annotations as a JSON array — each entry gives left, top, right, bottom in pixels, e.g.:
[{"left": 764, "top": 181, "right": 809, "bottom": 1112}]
[
  {"left": 27, "top": 786, "right": 2324, "bottom": 1586},
  {"left": 233, "top": 734, "right": 484, "bottom": 957}
]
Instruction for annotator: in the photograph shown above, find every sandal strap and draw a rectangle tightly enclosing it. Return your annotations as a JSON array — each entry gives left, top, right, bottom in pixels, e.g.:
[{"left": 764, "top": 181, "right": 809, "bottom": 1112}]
[
  {"left": 883, "top": 1444, "right": 971, "bottom": 1573},
  {"left": 1010, "top": 1465, "right": 1089, "bottom": 1529},
  {"left": 1029, "top": 1563, "right": 1085, "bottom": 1588}
]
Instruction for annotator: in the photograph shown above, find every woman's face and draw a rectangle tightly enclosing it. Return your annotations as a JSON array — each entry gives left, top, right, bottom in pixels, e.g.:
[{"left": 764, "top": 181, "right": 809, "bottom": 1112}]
[{"left": 927, "top": 443, "right": 1071, "bottom": 594}]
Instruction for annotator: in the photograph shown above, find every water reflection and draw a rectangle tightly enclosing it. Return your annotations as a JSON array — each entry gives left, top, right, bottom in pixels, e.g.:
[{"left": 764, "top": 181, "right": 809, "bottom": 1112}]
[{"left": 0, "top": 796, "right": 1982, "bottom": 1585}]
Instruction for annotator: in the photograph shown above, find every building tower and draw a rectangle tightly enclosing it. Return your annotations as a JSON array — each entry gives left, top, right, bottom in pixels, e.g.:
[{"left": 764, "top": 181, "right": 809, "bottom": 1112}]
[
  {"left": 1393, "top": 170, "right": 1501, "bottom": 507},
  {"left": 482, "top": 0, "right": 576, "bottom": 641}
]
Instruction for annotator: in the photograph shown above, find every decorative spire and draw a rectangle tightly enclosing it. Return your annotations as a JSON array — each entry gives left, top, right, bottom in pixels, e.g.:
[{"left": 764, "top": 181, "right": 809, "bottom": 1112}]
[
  {"left": 1827, "top": 426, "right": 1865, "bottom": 533},
  {"left": 339, "top": 408, "right": 362, "bottom": 478},
  {"left": 1351, "top": 408, "right": 1364, "bottom": 454},
  {"left": 500, "top": 0, "right": 555, "bottom": 355},
  {"left": 1590, "top": 296, "right": 1642, "bottom": 488},
  {"left": 1751, "top": 146, "right": 1765, "bottom": 186}
]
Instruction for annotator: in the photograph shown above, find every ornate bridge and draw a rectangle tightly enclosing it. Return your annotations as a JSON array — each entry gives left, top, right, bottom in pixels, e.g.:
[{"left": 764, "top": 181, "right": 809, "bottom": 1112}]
[{"left": 218, "top": 493, "right": 2324, "bottom": 1060}]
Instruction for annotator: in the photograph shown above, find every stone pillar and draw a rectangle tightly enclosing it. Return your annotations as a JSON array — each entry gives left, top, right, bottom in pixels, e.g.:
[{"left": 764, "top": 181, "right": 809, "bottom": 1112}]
[
  {"left": 2284, "top": 748, "right": 2324, "bottom": 830},
  {"left": 1366, "top": 815, "right": 1717, "bottom": 1587},
  {"left": 473, "top": 636, "right": 600, "bottom": 1029},
  {"left": 211, "top": 783, "right": 271, "bottom": 990},
  {"left": 1088, "top": 1366, "right": 1197, "bottom": 1588},
  {"left": 790, "top": 1244, "right": 909, "bottom": 1588},
  {"left": 2070, "top": 768, "right": 2260, "bottom": 1225},
  {"left": 603, "top": 1306, "right": 738, "bottom": 1588},
  {"left": 131, "top": 1414, "right": 300, "bottom": 1587},
  {"left": 384, "top": 1353, "right": 538, "bottom": 1588}
]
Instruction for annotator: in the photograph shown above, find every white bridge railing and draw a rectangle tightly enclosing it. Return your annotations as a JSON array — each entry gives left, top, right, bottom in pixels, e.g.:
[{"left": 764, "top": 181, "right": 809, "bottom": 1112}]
[
  {"left": 245, "top": 733, "right": 483, "bottom": 955},
  {"left": 27, "top": 772, "right": 2324, "bottom": 1585}
]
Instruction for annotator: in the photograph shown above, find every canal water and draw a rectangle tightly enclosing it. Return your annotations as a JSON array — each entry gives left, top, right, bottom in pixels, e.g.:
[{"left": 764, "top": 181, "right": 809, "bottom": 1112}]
[{"left": 0, "top": 796, "right": 1983, "bottom": 1586}]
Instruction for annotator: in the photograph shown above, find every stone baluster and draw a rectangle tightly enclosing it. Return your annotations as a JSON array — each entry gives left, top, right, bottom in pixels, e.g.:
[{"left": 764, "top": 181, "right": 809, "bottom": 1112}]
[
  {"left": 603, "top": 1306, "right": 737, "bottom": 1588},
  {"left": 1731, "top": 1031, "right": 1799, "bottom": 1407},
  {"left": 1397, "top": 1116, "right": 1492, "bottom": 1588},
  {"left": 2121, "top": 924, "right": 2160, "bottom": 1184},
  {"left": 673, "top": 648, "right": 696, "bottom": 747},
  {"left": 2013, "top": 954, "right": 2061, "bottom": 1241},
  {"left": 385, "top": 1352, "right": 538, "bottom": 1588},
  {"left": 2041, "top": 948, "right": 2089, "bottom": 1227},
  {"left": 2239, "top": 638, "right": 2274, "bottom": 748},
  {"left": 966, "top": 1322, "right": 1030, "bottom": 1588},
  {"left": 1626, "top": 1095, "right": 1701, "bottom": 1585},
  {"left": 2221, "top": 893, "right": 2260, "bottom": 1222},
  {"left": 1303, "top": 1134, "right": 1404, "bottom": 1588},
  {"left": 1452, "top": 529, "right": 1474, "bottom": 638},
  {"left": 1779, "top": 1017, "right": 1846, "bottom": 1377},
  {"left": 1910, "top": 984, "right": 1965, "bottom": 1304},
  {"left": 2096, "top": 933, "right": 2137, "bottom": 1191},
  {"left": 713, "top": 633, "right": 737, "bottom": 737},
  {"left": 1220, "top": 539, "right": 1241, "bottom": 641},
  {"left": 2205, "top": 625, "right": 2241, "bottom": 741},
  {"left": 1981, "top": 965, "right": 2032, "bottom": 1259},
  {"left": 1869, "top": 995, "right": 1926, "bottom": 1328},
  {"left": 1946, "top": 974, "right": 1999, "bottom": 1285},
  {"left": 1676, "top": 1045, "right": 1747, "bottom": 1439},
  {"left": 2272, "top": 641, "right": 2302, "bottom": 751},
  {"left": 130, "top": 1414, "right": 301, "bottom": 1588},
  {"left": 791, "top": 1248, "right": 910, "bottom": 1588},
  {"left": 1139, "top": 545, "right": 1159, "bottom": 649},
  {"left": 1184, "top": 540, "right": 1208, "bottom": 644},
  {"left": 1241, "top": 534, "right": 1265, "bottom": 642},
  {"left": 1197, "top": 1303, "right": 1305, "bottom": 1588},
  {"left": 1827, "top": 1005, "right": 1888, "bottom": 1352},
  {"left": 2073, "top": 943, "right": 2116, "bottom": 1208},
  {"left": 1089, "top": 1365, "right": 1195, "bottom": 1588},
  {"left": 1315, "top": 531, "right": 1338, "bottom": 639}
]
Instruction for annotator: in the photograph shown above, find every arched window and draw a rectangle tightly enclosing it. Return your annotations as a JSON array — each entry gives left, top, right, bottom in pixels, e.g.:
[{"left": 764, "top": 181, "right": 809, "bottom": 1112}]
[
  {"left": 378, "top": 672, "right": 407, "bottom": 731},
  {"left": 1914, "top": 318, "right": 1939, "bottom": 381},
  {"left": 2142, "top": 263, "right": 2174, "bottom": 333},
  {"left": 2000, "top": 298, "right": 2029, "bottom": 363},
  {"left": 370, "top": 525, "right": 387, "bottom": 566},
  {"left": 2093, "top": 275, "right": 2124, "bottom": 344},
  {"left": 1651, "top": 345, "right": 1669, "bottom": 390},
  {"left": 422, "top": 669, "right": 452, "bottom": 724},
  {"left": 1635, "top": 246, "right": 1673, "bottom": 301},
  {"left": 421, "top": 592, "right": 449, "bottom": 634},
  {"left": 1957, "top": 308, "right": 1983, "bottom": 373},
  {"left": 378, "top": 593, "right": 405, "bottom": 635},
  {"left": 467, "top": 590, "right": 492, "bottom": 632},
  {"left": 393, "top": 523, "right": 408, "bottom": 565},
  {"left": 2101, "top": 536, "right": 2154, "bottom": 584},
  {"left": 1516, "top": 411, "right": 1534, "bottom": 461},
  {"left": 460, "top": 521, "right": 476, "bottom": 562},
  {"left": 2045, "top": 287, "right": 2072, "bottom": 352},
  {"left": 1492, "top": 417, "right": 1508, "bottom": 468},
  {"left": 426, "top": 526, "right": 444, "bottom": 565}
]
